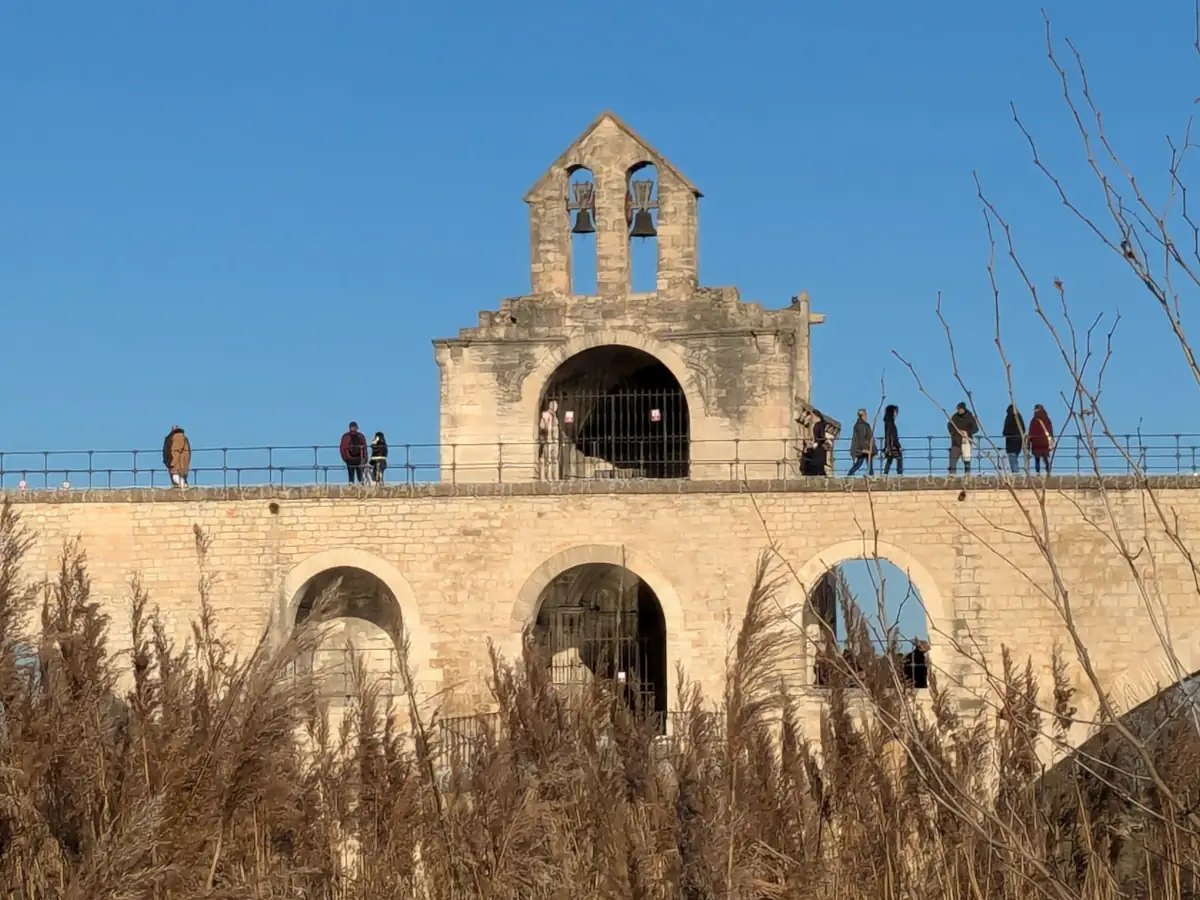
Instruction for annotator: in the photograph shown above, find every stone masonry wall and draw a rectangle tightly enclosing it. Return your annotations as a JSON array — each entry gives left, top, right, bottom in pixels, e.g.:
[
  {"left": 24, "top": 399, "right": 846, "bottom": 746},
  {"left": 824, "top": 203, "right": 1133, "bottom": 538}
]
[{"left": 9, "top": 476, "right": 1200, "bottom": 753}]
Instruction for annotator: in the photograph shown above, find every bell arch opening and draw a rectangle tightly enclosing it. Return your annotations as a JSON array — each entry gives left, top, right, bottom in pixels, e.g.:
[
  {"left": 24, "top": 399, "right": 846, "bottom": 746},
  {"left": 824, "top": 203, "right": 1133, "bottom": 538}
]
[
  {"left": 290, "top": 565, "right": 404, "bottom": 701},
  {"left": 567, "top": 166, "right": 597, "bottom": 295},
  {"left": 627, "top": 161, "right": 659, "bottom": 292},
  {"left": 806, "top": 558, "right": 932, "bottom": 690},
  {"left": 537, "top": 344, "right": 690, "bottom": 480},
  {"left": 532, "top": 562, "right": 668, "bottom": 733}
]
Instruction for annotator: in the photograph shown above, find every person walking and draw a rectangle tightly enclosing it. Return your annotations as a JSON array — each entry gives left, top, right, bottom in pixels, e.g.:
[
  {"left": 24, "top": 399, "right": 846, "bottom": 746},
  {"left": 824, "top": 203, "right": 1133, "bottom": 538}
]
[
  {"left": 340, "top": 422, "right": 369, "bottom": 484},
  {"left": 846, "top": 409, "right": 876, "bottom": 477},
  {"left": 948, "top": 402, "right": 979, "bottom": 475},
  {"left": 1030, "top": 404, "right": 1054, "bottom": 474},
  {"left": 369, "top": 431, "right": 389, "bottom": 484},
  {"left": 163, "top": 425, "right": 192, "bottom": 487},
  {"left": 882, "top": 404, "right": 903, "bottom": 475},
  {"left": 1002, "top": 405, "right": 1026, "bottom": 473}
]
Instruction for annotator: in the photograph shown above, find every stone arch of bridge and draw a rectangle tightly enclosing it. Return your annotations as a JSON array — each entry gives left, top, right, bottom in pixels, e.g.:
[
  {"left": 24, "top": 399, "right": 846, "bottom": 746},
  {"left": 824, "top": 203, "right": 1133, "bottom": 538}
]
[
  {"left": 521, "top": 330, "right": 708, "bottom": 444},
  {"left": 277, "top": 548, "right": 433, "bottom": 688},
  {"left": 510, "top": 543, "right": 689, "bottom": 709},
  {"left": 1056, "top": 642, "right": 1200, "bottom": 756},
  {"left": 790, "top": 540, "right": 951, "bottom": 688}
]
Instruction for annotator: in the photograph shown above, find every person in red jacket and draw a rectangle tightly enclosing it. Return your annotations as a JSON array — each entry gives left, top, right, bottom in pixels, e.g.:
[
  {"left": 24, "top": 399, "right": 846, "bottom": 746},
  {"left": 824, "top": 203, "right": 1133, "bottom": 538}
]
[
  {"left": 339, "top": 421, "right": 369, "bottom": 484},
  {"left": 1029, "top": 404, "right": 1054, "bottom": 474}
]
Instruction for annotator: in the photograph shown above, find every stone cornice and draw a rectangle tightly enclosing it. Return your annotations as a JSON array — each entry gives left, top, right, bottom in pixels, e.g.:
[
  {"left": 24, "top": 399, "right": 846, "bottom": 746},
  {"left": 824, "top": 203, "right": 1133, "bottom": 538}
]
[{"left": 4, "top": 474, "right": 1194, "bottom": 505}]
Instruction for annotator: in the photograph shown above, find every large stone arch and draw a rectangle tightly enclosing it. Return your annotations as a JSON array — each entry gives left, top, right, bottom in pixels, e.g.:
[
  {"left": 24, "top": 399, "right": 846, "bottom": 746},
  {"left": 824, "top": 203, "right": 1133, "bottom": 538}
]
[
  {"left": 1056, "top": 641, "right": 1200, "bottom": 755},
  {"left": 789, "top": 540, "right": 952, "bottom": 688},
  {"left": 520, "top": 330, "right": 709, "bottom": 445},
  {"left": 277, "top": 548, "right": 434, "bottom": 690},
  {"left": 510, "top": 543, "right": 689, "bottom": 712}
]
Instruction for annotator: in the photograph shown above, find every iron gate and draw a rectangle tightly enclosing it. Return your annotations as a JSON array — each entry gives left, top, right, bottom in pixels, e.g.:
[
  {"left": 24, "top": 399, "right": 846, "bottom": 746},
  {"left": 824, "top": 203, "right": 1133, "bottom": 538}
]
[
  {"left": 541, "top": 386, "right": 689, "bottom": 480},
  {"left": 542, "top": 604, "right": 663, "bottom": 730}
]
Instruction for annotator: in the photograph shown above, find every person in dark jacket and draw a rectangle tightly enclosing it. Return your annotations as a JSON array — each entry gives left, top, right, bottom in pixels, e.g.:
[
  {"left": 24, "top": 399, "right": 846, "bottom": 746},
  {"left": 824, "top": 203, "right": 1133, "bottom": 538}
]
[
  {"left": 882, "top": 404, "right": 903, "bottom": 475},
  {"left": 846, "top": 409, "right": 876, "bottom": 476},
  {"left": 801, "top": 415, "right": 832, "bottom": 476},
  {"left": 1030, "top": 404, "right": 1054, "bottom": 474},
  {"left": 902, "top": 639, "right": 930, "bottom": 690},
  {"left": 1002, "top": 405, "right": 1026, "bottom": 473},
  {"left": 947, "top": 402, "right": 979, "bottom": 475},
  {"left": 369, "top": 432, "right": 388, "bottom": 483},
  {"left": 339, "top": 422, "right": 369, "bottom": 484}
]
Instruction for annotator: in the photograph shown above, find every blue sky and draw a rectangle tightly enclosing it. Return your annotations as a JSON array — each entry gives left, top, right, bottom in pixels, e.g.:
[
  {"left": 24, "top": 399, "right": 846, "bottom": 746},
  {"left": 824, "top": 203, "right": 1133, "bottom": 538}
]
[{"left": 2, "top": 0, "right": 1196, "bottom": 477}]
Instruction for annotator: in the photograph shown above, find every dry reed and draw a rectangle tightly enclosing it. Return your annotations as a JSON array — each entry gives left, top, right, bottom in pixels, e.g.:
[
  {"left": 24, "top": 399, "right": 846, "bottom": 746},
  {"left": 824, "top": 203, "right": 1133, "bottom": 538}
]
[{"left": 0, "top": 499, "right": 1195, "bottom": 899}]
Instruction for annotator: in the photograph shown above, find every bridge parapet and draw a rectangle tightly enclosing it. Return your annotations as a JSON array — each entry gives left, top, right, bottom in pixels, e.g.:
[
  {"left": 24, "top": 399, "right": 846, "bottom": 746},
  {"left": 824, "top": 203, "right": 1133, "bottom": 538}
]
[{"left": 5, "top": 473, "right": 1200, "bottom": 504}]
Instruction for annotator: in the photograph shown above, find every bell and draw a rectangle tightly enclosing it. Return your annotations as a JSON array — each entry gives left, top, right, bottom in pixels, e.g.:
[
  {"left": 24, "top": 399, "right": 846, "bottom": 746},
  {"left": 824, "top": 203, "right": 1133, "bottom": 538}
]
[
  {"left": 629, "top": 209, "right": 657, "bottom": 239},
  {"left": 572, "top": 208, "right": 595, "bottom": 235}
]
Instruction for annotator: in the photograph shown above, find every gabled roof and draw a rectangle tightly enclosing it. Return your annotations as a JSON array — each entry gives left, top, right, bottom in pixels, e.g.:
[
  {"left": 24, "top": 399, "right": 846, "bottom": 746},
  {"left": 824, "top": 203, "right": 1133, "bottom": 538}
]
[{"left": 523, "top": 111, "right": 703, "bottom": 203}]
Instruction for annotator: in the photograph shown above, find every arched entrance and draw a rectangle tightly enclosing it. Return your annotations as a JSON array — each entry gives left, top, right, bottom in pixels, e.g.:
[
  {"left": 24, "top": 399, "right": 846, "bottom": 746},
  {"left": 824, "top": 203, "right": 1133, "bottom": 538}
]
[
  {"left": 802, "top": 554, "right": 934, "bottom": 691},
  {"left": 532, "top": 562, "right": 669, "bottom": 731},
  {"left": 537, "top": 345, "right": 690, "bottom": 480},
  {"left": 289, "top": 565, "right": 405, "bottom": 701}
]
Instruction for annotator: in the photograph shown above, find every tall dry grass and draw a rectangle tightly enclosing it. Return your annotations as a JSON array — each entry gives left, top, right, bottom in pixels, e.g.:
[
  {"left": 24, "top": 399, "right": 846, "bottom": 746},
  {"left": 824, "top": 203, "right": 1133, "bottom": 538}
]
[{"left": 0, "top": 499, "right": 1196, "bottom": 899}]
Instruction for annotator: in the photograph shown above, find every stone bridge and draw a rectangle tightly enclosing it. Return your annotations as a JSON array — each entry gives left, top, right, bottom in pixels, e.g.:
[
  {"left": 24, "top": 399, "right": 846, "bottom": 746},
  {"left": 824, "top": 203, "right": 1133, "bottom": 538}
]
[{"left": 8, "top": 476, "right": 1200, "bottom": 754}]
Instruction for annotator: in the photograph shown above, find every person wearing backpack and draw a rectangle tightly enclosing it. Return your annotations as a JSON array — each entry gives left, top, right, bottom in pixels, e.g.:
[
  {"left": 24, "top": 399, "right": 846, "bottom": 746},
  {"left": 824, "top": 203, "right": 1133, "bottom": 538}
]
[
  {"left": 339, "top": 421, "right": 368, "bottom": 484},
  {"left": 369, "top": 432, "right": 389, "bottom": 484}
]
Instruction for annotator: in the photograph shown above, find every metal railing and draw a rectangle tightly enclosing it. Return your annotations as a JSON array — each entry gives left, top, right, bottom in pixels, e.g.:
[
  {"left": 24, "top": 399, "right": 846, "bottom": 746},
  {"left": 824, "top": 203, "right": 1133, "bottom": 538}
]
[
  {"left": 434, "top": 709, "right": 723, "bottom": 771},
  {"left": 1, "top": 433, "right": 1197, "bottom": 491},
  {"left": 812, "top": 637, "right": 930, "bottom": 689}
]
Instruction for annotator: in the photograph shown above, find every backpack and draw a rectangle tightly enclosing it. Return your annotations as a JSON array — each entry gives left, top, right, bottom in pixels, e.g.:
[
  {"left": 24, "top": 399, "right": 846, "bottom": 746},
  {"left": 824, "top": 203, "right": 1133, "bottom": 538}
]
[{"left": 347, "top": 432, "right": 365, "bottom": 461}]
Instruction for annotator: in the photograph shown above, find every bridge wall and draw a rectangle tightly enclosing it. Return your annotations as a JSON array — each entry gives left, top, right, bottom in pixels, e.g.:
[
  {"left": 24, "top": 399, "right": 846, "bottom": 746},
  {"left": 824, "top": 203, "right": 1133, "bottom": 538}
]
[{"left": 7, "top": 478, "right": 1200, "bottom": 746}]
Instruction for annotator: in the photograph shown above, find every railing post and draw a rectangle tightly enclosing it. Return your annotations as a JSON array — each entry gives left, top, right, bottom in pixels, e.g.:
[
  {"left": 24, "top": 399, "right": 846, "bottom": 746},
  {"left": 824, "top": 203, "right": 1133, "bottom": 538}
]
[
  {"left": 497, "top": 441, "right": 504, "bottom": 483},
  {"left": 87, "top": 450, "right": 94, "bottom": 489},
  {"left": 451, "top": 443, "right": 457, "bottom": 485},
  {"left": 312, "top": 446, "right": 320, "bottom": 484},
  {"left": 404, "top": 444, "right": 412, "bottom": 485},
  {"left": 132, "top": 449, "right": 140, "bottom": 488},
  {"left": 42, "top": 451, "right": 49, "bottom": 490},
  {"left": 267, "top": 446, "right": 275, "bottom": 486},
  {"left": 732, "top": 438, "right": 740, "bottom": 481},
  {"left": 1174, "top": 434, "right": 1182, "bottom": 475}
]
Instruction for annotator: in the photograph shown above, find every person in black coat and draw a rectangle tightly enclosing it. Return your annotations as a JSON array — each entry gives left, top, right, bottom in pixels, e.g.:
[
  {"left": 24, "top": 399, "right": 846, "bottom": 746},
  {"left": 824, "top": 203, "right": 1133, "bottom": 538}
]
[
  {"left": 882, "top": 404, "right": 903, "bottom": 475},
  {"left": 1002, "top": 405, "right": 1026, "bottom": 473}
]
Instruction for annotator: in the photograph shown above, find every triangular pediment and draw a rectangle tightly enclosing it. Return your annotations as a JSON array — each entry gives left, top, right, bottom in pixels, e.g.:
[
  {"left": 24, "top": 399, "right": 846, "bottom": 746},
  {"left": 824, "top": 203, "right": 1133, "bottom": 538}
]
[{"left": 523, "top": 111, "right": 702, "bottom": 203}]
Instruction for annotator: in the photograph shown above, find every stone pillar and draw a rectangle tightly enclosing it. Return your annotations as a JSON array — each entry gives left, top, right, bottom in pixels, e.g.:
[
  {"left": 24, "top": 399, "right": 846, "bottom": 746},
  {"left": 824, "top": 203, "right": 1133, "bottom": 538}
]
[
  {"left": 656, "top": 177, "right": 699, "bottom": 301},
  {"left": 528, "top": 169, "right": 571, "bottom": 296}
]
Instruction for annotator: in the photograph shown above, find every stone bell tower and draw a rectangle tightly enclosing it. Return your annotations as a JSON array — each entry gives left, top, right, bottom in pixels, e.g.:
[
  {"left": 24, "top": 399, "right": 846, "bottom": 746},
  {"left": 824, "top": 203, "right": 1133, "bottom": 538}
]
[
  {"left": 432, "top": 112, "right": 828, "bottom": 484},
  {"left": 523, "top": 113, "right": 700, "bottom": 301}
]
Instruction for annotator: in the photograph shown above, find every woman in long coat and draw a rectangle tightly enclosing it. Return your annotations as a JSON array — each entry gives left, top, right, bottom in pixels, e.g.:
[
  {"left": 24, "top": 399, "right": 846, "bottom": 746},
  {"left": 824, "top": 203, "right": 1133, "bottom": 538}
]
[
  {"left": 882, "top": 404, "right": 903, "bottom": 475},
  {"left": 1002, "top": 405, "right": 1025, "bottom": 473},
  {"left": 1029, "top": 405, "right": 1053, "bottom": 474},
  {"left": 167, "top": 426, "right": 192, "bottom": 487}
]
